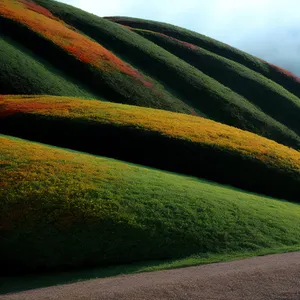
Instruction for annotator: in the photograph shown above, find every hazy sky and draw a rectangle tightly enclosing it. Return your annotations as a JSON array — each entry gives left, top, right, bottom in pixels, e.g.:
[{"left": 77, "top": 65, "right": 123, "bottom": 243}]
[{"left": 58, "top": 0, "right": 300, "bottom": 75}]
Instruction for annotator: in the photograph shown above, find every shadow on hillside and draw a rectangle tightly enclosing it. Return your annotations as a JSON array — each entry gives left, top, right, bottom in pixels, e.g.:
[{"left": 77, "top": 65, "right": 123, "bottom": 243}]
[
  {"left": 0, "top": 259, "right": 167, "bottom": 295},
  {"left": 2, "top": 246, "right": 300, "bottom": 295}
]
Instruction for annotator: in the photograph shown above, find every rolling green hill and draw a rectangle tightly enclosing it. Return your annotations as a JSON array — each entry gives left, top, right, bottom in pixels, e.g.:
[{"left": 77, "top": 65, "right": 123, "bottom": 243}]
[
  {"left": 2, "top": 134, "right": 300, "bottom": 275},
  {"left": 131, "top": 28, "right": 300, "bottom": 137},
  {"left": 1, "top": 0, "right": 300, "bottom": 280},
  {"left": 106, "top": 16, "right": 300, "bottom": 99},
  {"left": 1, "top": 0, "right": 300, "bottom": 147},
  {"left": 1, "top": 95, "right": 300, "bottom": 202},
  {"left": 0, "top": 35, "right": 96, "bottom": 97}
]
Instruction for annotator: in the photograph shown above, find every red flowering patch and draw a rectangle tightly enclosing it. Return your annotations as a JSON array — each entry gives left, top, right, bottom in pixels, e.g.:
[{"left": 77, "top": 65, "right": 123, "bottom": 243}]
[
  {"left": 156, "top": 32, "right": 199, "bottom": 50},
  {"left": 143, "top": 81, "right": 153, "bottom": 88},
  {"left": 20, "top": 0, "right": 57, "bottom": 20},
  {"left": 0, "top": 108, "right": 21, "bottom": 117},
  {"left": 0, "top": 101, "right": 60, "bottom": 117},
  {"left": 259, "top": 58, "right": 300, "bottom": 84},
  {"left": 134, "top": 28, "right": 200, "bottom": 52},
  {"left": 0, "top": 0, "right": 153, "bottom": 88},
  {"left": 120, "top": 24, "right": 133, "bottom": 30},
  {"left": 178, "top": 40, "right": 198, "bottom": 50},
  {"left": 270, "top": 63, "right": 300, "bottom": 84}
]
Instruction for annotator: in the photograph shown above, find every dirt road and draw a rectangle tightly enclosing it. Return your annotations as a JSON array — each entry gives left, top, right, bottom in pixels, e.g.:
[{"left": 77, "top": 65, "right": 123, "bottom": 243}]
[{"left": 2, "top": 252, "right": 300, "bottom": 300}]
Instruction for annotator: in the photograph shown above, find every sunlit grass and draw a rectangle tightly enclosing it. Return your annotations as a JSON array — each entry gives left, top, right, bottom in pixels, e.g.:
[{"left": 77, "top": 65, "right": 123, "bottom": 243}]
[
  {"left": 2, "top": 134, "right": 300, "bottom": 276},
  {"left": 1, "top": 95, "right": 300, "bottom": 170},
  {"left": 1, "top": 95, "right": 300, "bottom": 203}
]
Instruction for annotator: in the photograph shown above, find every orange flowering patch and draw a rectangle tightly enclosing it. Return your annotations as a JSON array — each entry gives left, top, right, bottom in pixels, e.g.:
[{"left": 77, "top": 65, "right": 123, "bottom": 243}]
[
  {"left": 64, "top": 45, "right": 94, "bottom": 65},
  {"left": 2, "top": 95, "right": 300, "bottom": 172},
  {"left": 0, "top": 0, "right": 152, "bottom": 86}
]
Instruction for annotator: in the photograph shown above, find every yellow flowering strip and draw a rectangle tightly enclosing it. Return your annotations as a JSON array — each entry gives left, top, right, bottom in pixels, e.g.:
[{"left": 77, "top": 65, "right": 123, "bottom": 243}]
[{"left": 1, "top": 95, "right": 300, "bottom": 173}]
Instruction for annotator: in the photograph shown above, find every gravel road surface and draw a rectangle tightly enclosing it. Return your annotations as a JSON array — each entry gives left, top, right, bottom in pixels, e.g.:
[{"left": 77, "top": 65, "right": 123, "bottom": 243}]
[{"left": 2, "top": 252, "right": 300, "bottom": 300}]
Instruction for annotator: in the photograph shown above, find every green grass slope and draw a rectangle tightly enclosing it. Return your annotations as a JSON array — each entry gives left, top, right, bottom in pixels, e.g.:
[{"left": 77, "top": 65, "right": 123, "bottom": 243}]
[
  {"left": 0, "top": 35, "right": 96, "bottom": 98},
  {"left": 2, "top": 134, "right": 300, "bottom": 275},
  {"left": 133, "top": 28, "right": 300, "bottom": 137},
  {"left": 0, "top": 1, "right": 194, "bottom": 114},
  {"left": 2, "top": 0, "right": 300, "bottom": 279},
  {"left": 19, "top": 0, "right": 299, "bottom": 147},
  {"left": 1, "top": 96, "right": 300, "bottom": 202},
  {"left": 107, "top": 16, "right": 300, "bottom": 99}
]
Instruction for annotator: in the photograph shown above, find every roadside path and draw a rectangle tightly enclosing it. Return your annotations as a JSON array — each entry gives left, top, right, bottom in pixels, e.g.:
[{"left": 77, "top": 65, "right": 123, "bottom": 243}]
[{"left": 2, "top": 252, "right": 300, "bottom": 300}]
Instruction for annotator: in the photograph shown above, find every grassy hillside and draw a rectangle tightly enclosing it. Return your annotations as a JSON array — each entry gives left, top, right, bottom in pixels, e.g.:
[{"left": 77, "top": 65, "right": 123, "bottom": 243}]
[
  {"left": 0, "top": 0, "right": 193, "bottom": 114},
  {"left": 133, "top": 28, "right": 300, "bottom": 137},
  {"left": 18, "top": 0, "right": 298, "bottom": 146},
  {"left": 107, "top": 16, "right": 300, "bottom": 99},
  {"left": 1, "top": 95, "right": 300, "bottom": 202},
  {"left": 2, "top": 134, "right": 300, "bottom": 275},
  {"left": 2, "top": 0, "right": 300, "bottom": 280},
  {"left": 0, "top": 35, "right": 96, "bottom": 97}
]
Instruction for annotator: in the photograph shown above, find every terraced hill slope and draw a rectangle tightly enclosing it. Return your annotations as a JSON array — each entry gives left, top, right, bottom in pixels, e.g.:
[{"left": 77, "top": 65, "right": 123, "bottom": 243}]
[
  {"left": 1, "top": 0, "right": 300, "bottom": 278},
  {"left": 107, "top": 17, "right": 300, "bottom": 99},
  {"left": 1, "top": 0, "right": 300, "bottom": 147},
  {"left": 1, "top": 95, "right": 300, "bottom": 202}
]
